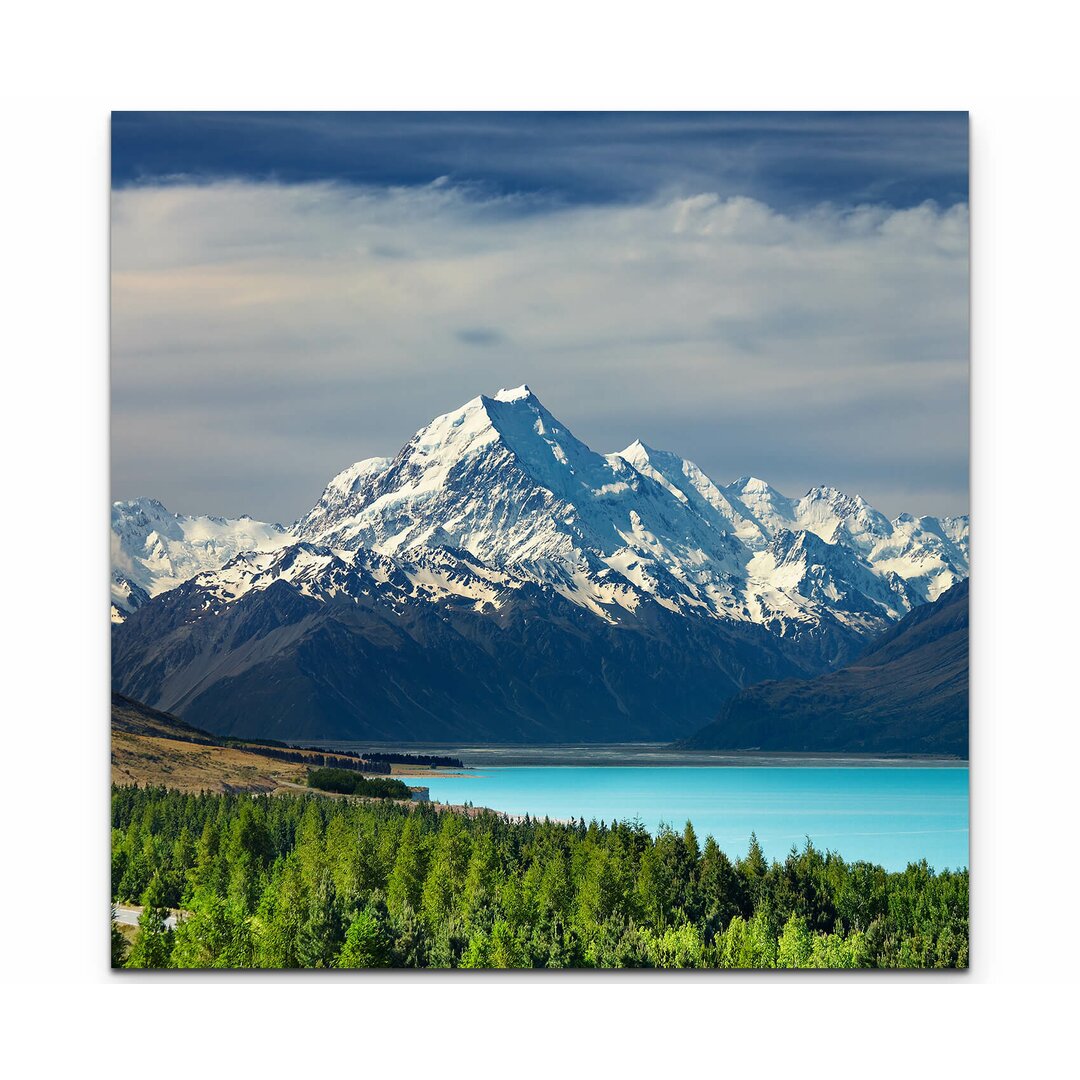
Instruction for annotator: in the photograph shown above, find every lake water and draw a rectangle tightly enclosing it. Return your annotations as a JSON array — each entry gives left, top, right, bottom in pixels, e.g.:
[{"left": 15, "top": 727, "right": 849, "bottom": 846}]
[{"left": 409, "top": 766, "right": 969, "bottom": 872}]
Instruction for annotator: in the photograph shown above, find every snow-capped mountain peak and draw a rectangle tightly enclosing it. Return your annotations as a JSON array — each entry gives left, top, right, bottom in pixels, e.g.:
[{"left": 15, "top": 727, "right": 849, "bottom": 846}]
[
  {"left": 114, "top": 385, "right": 968, "bottom": 640},
  {"left": 295, "top": 386, "right": 657, "bottom": 563},
  {"left": 493, "top": 383, "right": 535, "bottom": 403}
]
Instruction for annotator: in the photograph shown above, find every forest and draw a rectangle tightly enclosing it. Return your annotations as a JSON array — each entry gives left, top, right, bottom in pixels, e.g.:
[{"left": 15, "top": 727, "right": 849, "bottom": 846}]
[{"left": 111, "top": 785, "right": 968, "bottom": 969}]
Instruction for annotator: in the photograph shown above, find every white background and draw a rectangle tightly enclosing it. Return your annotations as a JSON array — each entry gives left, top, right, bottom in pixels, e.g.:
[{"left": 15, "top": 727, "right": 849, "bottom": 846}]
[{"left": 1, "top": 1, "right": 1077, "bottom": 1074}]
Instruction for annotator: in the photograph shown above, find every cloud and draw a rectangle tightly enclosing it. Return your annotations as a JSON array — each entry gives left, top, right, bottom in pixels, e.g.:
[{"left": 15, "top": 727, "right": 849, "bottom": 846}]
[
  {"left": 111, "top": 180, "right": 968, "bottom": 522},
  {"left": 112, "top": 112, "right": 969, "bottom": 211},
  {"left": 456, "top": 327, "right": 505, "bottom": 347}
]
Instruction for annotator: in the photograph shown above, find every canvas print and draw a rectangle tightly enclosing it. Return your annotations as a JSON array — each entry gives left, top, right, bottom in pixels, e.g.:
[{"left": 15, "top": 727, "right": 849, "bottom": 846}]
[{"left": 110, "top": 112, "right": 969, "bottom": 970}]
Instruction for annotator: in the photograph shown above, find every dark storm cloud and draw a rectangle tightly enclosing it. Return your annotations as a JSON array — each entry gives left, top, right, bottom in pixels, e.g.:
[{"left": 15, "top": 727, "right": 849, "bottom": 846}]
[{"left": 112, "top": 111, "right": 968, "bottom": 212}]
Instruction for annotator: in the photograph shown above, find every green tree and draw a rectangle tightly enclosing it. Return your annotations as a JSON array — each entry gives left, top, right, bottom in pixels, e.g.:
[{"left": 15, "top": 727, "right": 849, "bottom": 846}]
[
  {"left": 387, "top": 815, "right": 427, "bottom": 920},
  {"left": 170, "top": 890, "right": 254, "bottom": 969},
  {"left": 252, "top": 855, "right": 306, "bottom": 968},
  {"left": 459, "top": 928, "right": 490, "bottom": 969},
  {"left": 576, "top": 846, "right": 620, "bottom": 928},
  {"left": 537, "top": 846, "right": 573, "bottom": 920},
  {"left": 336, "top": 907, "right": 392, "bottom": 968},
  {"left": 699, "top": 837, "right": 744, "bottom": 935},
  {"left": 777, "top": 914, "right": 814, "bottom": 968},
  {"left": 739, "top": 832, "right": 769, "bottom": 911},
  {"left": 636, "top": 842, "right": 675, "bottom": 930},
  {"left": 487, "top": 919, "right": 530, "bottom": 969},
  {"left": 649, "top": 924, "right": 707, "bottom": 969},
  {"left": 109, "top": 785, "right": 969, "bottom": 972},
  {"left": 125, "top": 871, "right": 173, "bottom": 969},
  {"left": 421, "top": 813, "right": 470, "bottom": 929},
  {"left": 462, "top": 830, "right": 500, "bottom": 927},
  {"left": 296, "top": 872, "right": 344, "bottom": 968}
]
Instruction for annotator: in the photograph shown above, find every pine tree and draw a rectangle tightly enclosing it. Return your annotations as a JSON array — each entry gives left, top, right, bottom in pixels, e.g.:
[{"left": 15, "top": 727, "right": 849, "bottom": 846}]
[
  {"left": 336, "top": 907, "right": 391, "bottom": 968},
  {"left": 125, "top": 871, "right": 173, "bottom": 969},
  {"left": 777, "top": 914, "right": 814, "bottom": 968},
  {"left": 421, "top": 813, "right": 470, "bottom": 930},
  {"left": 700, "top": 836, "right": 746, "bottom": 933},
  {"left": 387, "top": 815, "right": 427, "bottom": 920},
  {"left": 296, "top": 872, "right": 343, "bottom": 968},
  {"left": 461, "top": 830, "right": 499, "bottom": 927},
  {"left": 170, "top": 890, "right": 254, "bottom": 969}
]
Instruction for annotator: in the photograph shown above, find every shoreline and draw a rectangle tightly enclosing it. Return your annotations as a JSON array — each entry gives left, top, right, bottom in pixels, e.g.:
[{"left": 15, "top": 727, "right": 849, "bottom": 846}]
[{"left": 303, "top": 741, "right": 967, "bottom": 770}]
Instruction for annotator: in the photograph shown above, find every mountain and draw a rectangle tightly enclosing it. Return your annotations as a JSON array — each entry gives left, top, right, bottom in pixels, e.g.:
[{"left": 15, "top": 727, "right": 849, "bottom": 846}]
[
  {"left": 111, "top": 542, "right": 819, "bottom": 742},
  {"left": 678, "top": 579, "right": 969, "bottom": 756},
  {"left": 292, "top": 386, "right": 965, "bottom": 633},
  {"left": 111, "top": 386, "right": 968, "bottom": 743},
  {"left": 111, "top": 498, "right": 291, "bottom": 622}
]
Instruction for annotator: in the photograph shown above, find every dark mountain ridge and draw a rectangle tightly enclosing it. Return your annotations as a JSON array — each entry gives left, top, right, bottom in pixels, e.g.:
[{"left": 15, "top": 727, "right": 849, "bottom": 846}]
[
  {"left": 112, "top": 566, "right": 836, "bottom": 743},
  {"left": 678, "top": 580, "right": 969, "bottom": 757}
]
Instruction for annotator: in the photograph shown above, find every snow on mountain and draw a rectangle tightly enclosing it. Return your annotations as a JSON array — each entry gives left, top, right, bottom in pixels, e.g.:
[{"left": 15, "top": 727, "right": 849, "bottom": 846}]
[
  {"left": 299, "top": 386, "right": 628, "bottom": 557},
  {"left": 189, "top": 541, "right": 527, "bottom": 616},
  {"left": 110, "top": 497, "right": 293, "bottom": 620},
  {"left": 719, "top": 477, "right": 968, "bottom": 604},
  {"left": 113, "top": 386, "right": 968, "bottom": 638},
  {"left": 744, "top": 528, "right": 916, "bottom": 636},
  {"left": 110, "top": 571, "right": 151, "bottom": 625},
  {"left": 618, "top": 441, "right": 771, "bottom": 549},
  {"left": 722, "top": 475, "right": 800, "bottom": 537},
  {"left": 615, "top": 448, "right": 955, "bottom": 622},
  {"left": 294, "top": 456, "right": 392, "bottom": 542},
  {"left": 286, "top": 386, "right": 965, "bottom": 633},
  {"left": 869, "top": 512, "right": 970, "bottom": 601},
  {"left": 292, "top": 387, "right": 769, "bottom": 621}
]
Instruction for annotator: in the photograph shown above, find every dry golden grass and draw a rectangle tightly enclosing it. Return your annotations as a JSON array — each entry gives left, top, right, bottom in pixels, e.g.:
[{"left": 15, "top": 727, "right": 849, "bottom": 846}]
[
  {"left": 111, "top": 729, "right": 309, "bottom": 794},
  {"left": 109, "top": 700, "right": 446, "bottom": 810},
  {"left": 114, "top": 922, "right": 139, "bottom": 948}
]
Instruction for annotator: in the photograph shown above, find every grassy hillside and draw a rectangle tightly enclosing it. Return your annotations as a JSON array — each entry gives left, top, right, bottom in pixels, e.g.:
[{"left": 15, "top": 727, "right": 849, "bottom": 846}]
[
  {"left": 112, "top": 692, "right": 221, "bottom": 743},
  {"left": 110, "top": 692, "right": 423, "bottom": 795},
  {"left": 111, "top": 695, "right": 309, "bottom": 793}
]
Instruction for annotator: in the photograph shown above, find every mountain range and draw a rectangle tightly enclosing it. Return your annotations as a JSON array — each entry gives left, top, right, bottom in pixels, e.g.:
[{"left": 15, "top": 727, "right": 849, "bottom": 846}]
[
  {"left": 111, "top": 499, "right": 290, "bottom": 623},
  {"left": 111, "top": 386, "right": 968, "bottom": 745}
]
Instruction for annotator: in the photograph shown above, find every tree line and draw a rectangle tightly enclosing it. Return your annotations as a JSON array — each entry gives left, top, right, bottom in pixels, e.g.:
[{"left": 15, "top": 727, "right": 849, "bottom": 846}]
[
  {"left": 363, "top": 752, "right": 465, "bottom": 769},
  {"left": 111, "top": 784, "right": 968, "bottom": 969},
  {"left": 306, "top": 767, "right": 413, "bottom": 799},
  {"left": 237, "top": 747, "right": 392, "bottom": 774}
]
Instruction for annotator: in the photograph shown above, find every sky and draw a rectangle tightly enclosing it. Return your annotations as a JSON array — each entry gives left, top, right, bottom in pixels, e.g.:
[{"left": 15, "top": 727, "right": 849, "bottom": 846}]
[{"left": 111, "top": 112, "right": 969, "bottom": 523}]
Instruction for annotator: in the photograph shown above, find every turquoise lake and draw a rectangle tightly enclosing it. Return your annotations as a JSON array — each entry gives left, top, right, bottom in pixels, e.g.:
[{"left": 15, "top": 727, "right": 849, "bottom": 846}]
[{"left": 409, "top": 766, "right": 969, "bottom": 872}]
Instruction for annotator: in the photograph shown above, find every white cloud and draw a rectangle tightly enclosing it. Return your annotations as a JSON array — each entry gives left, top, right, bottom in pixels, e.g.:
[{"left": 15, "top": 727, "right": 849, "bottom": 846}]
[{"left": 111, "top": 181, "right": 968, "bottom": 522}]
